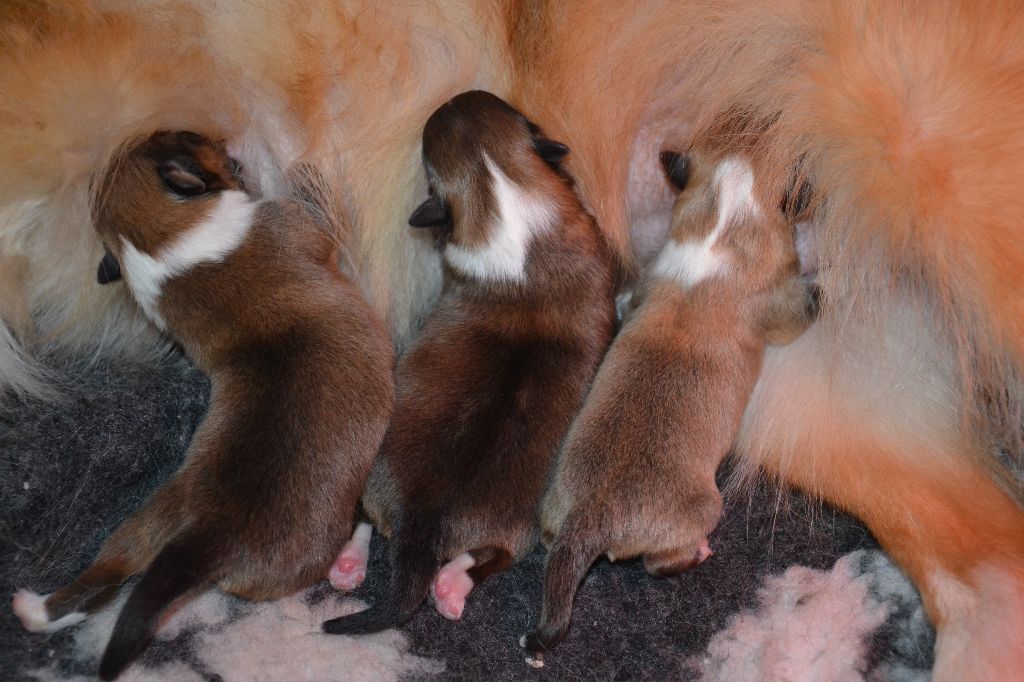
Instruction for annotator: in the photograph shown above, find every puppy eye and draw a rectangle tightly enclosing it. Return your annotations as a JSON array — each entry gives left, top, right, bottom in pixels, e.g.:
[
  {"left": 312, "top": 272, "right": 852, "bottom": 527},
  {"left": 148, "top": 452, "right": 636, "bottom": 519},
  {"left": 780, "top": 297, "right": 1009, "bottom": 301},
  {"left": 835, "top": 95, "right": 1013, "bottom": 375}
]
[{"left": 158, "top": 158, "right": 210, "bottom": 197}]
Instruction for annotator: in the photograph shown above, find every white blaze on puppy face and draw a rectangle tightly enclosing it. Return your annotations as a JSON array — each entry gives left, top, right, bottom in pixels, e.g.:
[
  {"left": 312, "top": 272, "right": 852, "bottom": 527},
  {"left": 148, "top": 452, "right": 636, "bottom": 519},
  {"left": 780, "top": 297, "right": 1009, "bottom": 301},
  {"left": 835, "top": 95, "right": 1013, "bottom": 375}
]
[
  {"left": 119, "top": 190, "right": 257, "bottom": 329},
  {"left": 444, "top": 154, "right": 556, "bottom": 283},
  {"left": 652, "top": 156, "right": 761, "bottom": 289}
]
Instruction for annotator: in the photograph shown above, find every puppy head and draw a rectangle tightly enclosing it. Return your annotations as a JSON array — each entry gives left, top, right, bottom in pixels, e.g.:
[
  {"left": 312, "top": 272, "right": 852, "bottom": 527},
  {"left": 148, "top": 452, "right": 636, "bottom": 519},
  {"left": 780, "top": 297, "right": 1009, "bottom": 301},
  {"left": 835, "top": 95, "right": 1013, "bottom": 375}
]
[
  {"left": 92, "top": 131, "right": 245, "bottom": 280},
  {"left": 408, "top": 91, "right": 570, "bottom": 282},
  {"left": 655, "top": 148, "right": 817, "bottom": 341},
  {"left": 91, "top": 131, "right": 255, "bottom": 329}
]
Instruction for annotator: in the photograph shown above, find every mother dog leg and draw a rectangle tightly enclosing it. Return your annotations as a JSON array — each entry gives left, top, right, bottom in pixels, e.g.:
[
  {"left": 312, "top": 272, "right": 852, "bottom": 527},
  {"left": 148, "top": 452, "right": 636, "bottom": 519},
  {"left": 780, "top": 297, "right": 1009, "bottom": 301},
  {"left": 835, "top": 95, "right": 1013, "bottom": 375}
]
[{"left": 736, "top": 312, "right": 1024, "bottom": 681}]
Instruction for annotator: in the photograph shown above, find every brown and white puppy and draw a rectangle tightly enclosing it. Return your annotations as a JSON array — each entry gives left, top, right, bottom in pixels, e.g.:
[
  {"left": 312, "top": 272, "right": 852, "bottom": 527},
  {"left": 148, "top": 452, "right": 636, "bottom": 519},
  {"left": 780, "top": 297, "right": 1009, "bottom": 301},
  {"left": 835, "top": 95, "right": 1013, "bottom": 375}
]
[
  {"left": 321, "top": 90, "right": 616, "bottom": 634},
  {"left": 520, "top": 149, "right": 817, "bottom": 663},
  {"left": 11, "top": 131, "right": 394, "bottom": 679}
]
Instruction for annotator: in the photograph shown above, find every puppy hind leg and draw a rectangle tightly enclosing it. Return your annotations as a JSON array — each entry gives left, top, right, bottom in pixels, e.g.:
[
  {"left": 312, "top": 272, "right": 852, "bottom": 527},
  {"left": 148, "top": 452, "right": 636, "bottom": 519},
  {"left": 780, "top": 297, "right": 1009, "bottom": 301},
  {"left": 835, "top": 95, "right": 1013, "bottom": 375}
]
[
  {"left": 466, "top": 546, "right": 514, "bottom": 584},
  {"left": 643, "top": 538, "right": 713, "bottom": 578},
  {"left": 426, "top": 546, "right": 514, "bottom": 621},
  {"left": 12, "top": 476, "right": 188, "bottom": 632}
]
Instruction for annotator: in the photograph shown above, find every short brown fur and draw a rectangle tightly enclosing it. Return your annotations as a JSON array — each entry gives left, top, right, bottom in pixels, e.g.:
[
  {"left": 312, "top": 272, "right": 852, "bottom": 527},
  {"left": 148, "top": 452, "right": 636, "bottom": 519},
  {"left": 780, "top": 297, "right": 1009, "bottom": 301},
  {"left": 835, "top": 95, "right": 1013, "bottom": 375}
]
[
  {"left": 323, "top": 91, "right": 616, "bottom": 634},
  {"left": 41, "top": 131, "right": 394, "bottom": 678},
  {"left": 523, "top": 147, "right": 815, "bottom": 657}
]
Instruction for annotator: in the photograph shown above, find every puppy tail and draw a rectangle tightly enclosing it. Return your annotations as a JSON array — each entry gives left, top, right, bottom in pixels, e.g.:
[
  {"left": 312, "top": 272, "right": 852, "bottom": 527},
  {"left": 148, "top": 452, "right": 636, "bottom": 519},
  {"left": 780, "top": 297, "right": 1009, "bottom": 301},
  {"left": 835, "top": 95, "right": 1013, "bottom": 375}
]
[
  {"left": 98, "top": 528, "right": 219, "bottom": 680},
  {"left": 520, "top": 517, "right": 602, "bottom": 659},
  {"left": 322, "top": 516, "right": 438, "bottom": 635}
]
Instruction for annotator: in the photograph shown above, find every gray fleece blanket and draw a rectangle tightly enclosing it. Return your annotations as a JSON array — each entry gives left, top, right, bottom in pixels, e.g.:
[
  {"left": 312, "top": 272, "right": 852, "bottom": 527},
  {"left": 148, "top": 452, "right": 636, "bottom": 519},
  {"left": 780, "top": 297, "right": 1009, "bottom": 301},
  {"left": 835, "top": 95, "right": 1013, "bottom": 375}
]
[{"left": 2, "top": 356, "right": 935, "bottom": 681}]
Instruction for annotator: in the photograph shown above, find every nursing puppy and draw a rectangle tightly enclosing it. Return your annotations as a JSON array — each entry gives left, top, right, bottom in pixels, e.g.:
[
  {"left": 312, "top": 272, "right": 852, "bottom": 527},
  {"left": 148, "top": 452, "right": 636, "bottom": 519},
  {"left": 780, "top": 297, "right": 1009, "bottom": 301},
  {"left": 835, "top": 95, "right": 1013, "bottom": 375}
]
[
  {"left": 509, "top": 5, "right": 1024, "bottom": 676},
  {"left": 322, "top": 90, "right": 616, "bottom": 634},
  {"left": 520, "top": 149, "right": 817, "bottom": 663},
  {"left": 11, "top": 131, "right": 394, "bottom": 679}
]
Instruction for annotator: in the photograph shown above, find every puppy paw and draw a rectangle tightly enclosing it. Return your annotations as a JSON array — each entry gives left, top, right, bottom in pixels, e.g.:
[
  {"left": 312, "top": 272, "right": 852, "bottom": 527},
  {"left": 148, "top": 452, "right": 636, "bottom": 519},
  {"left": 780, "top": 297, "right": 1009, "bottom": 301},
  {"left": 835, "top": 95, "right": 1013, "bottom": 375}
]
[
  {"left": 519, "top": 635, "right": 545, "bottom": 668},
  {"left": 12, "top": 590, "right": 85, "bottom": 633},
  {"left": 431, "top": 553, "right": 476, "bottom": 620},
  {"left": 695, "top": 537, "right": 713, "bottom": 564},
  {"left": 328, "top": 522, "right": 372, "bottom": 592}
]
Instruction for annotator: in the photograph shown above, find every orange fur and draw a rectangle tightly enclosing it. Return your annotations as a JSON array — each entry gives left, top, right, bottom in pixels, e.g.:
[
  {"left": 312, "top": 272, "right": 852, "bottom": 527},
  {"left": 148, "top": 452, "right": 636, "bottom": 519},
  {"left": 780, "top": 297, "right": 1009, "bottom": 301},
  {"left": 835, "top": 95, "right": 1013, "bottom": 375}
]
[{"left": 510, "top": 1, "right": 1024, "bottom": 675}]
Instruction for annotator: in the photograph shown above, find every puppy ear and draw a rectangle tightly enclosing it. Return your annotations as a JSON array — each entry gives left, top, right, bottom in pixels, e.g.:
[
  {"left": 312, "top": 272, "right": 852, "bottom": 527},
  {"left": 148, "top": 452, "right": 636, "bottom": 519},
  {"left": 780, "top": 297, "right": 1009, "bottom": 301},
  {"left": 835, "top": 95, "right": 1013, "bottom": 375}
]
[
  {"left": 781, "top": 177, "right": 813, "bottom": 219},
  {"left": 659, "top": 151, "right": 690, "bottom": 190},
  {"left": 408, "top": 196, "right": 450, "bottom": 228},
  {"left": 534, "top": 138, "right": 570, "bottom": 165},
  {"left": 157, "top": 157, "right": 209, "bottom": 197},
  {"left": 97, "top": 248, "right": 122, "bottom": 284}
]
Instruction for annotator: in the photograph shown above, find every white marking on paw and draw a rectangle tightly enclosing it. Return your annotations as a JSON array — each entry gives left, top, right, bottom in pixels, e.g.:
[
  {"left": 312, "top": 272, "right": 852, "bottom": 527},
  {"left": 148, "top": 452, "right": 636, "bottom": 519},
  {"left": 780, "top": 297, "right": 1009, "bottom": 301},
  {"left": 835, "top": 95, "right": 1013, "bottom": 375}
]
[
  {"left": 120, "top": 190, "right": 256, "bottom": 328},
  {"left": 652, "top": 156, "right": 760, "bottom": 288},
  {"left": 518, "top": 634, "right": 547, "bottom": 668},
  {"left": 444, "top": 154, "right": 555, "bottom": 283},
  {"left": 12, "top": 590, "right": 85, "bottom": 633}
]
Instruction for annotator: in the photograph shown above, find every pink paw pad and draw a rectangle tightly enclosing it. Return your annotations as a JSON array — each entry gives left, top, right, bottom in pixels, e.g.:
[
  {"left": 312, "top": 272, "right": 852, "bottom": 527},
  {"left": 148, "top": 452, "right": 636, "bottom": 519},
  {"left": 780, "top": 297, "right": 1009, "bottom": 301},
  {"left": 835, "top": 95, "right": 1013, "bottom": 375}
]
[
  {"left": 695, "top": 538, "right": 713, "bottom": 564},
  {"left": 328, "top": 523, "right": 372, "bottom": 592},
  {"left": 430, "top": 553, "right": 476, "bottom": 620}
]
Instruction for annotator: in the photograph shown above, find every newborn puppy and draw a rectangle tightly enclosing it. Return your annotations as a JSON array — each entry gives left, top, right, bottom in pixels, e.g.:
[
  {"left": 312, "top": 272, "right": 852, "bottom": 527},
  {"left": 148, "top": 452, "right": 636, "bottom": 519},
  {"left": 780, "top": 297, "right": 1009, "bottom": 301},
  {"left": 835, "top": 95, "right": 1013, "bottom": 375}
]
[
  {"left": 322, "top": 90, "right": 616, "bottom": 633},
  {"left": 11, "top": 131, "right": 394, "bottom": 679},
  {"left": 520, "top": 148, "right": 817, "bottom": 664}
]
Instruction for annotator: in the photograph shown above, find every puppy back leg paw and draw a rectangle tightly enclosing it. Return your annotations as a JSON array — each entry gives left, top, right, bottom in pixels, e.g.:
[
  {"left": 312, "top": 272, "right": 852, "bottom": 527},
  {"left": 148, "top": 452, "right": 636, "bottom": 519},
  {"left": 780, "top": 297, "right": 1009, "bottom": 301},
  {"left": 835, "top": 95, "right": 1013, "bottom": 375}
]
[
  {"left": 643, "top": 538, "right": 713, "bottom": 577},
  {"left": 430, "top": 552, "right": 476, "bottom": 620},
  {"left": 328, "top": 522, "right": 372, "bottom": 592},
  {"left": 12, "top": 590, "right": 86, "bottom": 633}
]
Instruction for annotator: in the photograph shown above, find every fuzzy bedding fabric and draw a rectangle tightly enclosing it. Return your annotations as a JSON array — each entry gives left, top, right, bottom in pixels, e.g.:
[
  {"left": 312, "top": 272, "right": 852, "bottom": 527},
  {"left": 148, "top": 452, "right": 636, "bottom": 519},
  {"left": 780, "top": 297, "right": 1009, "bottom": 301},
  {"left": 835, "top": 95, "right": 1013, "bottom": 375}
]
[{"left": 2, "top": 356, "right": 936, "bottom": 681}]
